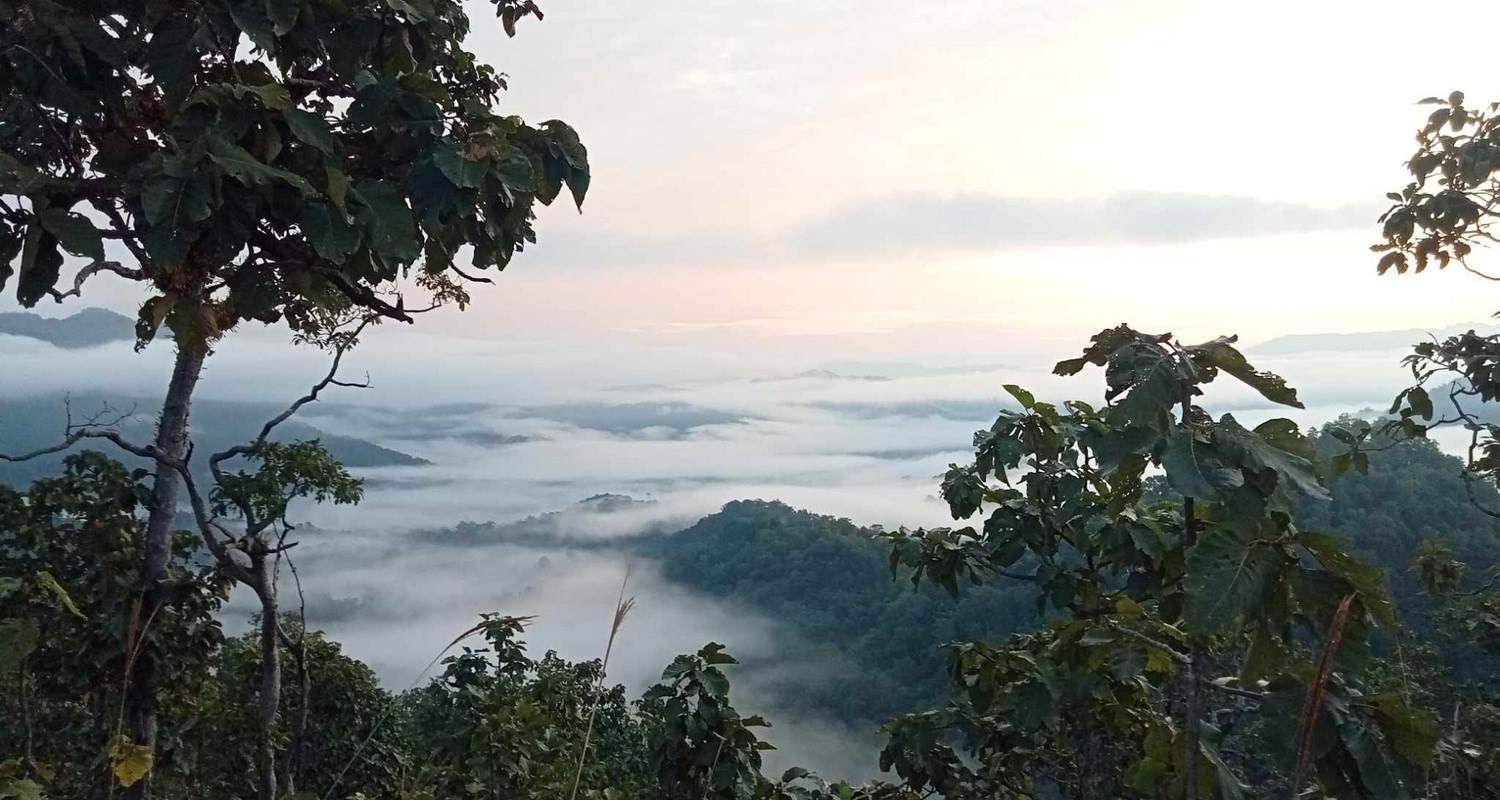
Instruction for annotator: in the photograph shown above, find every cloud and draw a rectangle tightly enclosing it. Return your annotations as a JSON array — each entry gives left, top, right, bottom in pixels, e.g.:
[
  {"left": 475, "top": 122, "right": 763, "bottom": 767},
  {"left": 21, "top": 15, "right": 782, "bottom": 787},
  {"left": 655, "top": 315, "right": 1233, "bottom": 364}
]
[
  {"left": 523, "top": 229, "right": 772, "bottom": 269},
  {"left": 517, "top": 190, "right": 1377, "bottom": 271},
  {"left": 794, "top": 191, "right": 1378, "bottom": 258}
]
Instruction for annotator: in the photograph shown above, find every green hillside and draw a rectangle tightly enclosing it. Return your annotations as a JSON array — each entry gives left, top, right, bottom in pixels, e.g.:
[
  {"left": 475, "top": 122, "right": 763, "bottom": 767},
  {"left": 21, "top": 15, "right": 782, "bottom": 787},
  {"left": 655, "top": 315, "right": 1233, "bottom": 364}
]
[{"left": 647, "top": 426, "right": 1500, "bottom": 725}]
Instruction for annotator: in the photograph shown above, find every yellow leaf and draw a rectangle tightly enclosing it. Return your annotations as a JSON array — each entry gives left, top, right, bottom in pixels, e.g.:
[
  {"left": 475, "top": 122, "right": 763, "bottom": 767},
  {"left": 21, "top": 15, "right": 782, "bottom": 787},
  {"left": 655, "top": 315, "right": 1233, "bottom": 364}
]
[
  {"left": 1146, "top": 648, "right": 1175, "bottom": 673},
  {"left": 1114, "top": 596, "right": 1144, "bottom": 620},
  {"left": 33, "top": 572, "right": 84, "bottom": 620},
  {"left": 108, "top": 736, "right": 153, "bottom": 787},
  {"left": 0, "top": 777, "right": 45, "bottom": 800}
]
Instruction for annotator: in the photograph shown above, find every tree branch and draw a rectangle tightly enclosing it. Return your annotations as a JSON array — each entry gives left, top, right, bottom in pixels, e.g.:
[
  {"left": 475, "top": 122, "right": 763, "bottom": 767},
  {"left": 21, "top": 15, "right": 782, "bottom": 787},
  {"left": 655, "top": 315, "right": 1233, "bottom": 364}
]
[
  {"left": 46, "top": 260, "right": 146, "bottom": 303},
  {"left": 1105, "top": 622, "right": 1192, "bottom": 664},
  {"left": 208, "top": 317, "right": 374, "bottom": 486},
  {"left": 1201, "top": 679, "right": 1267, "bottom": 701},
  {"left": 0, "top": 428, "right": 155, "bottom": 463}
]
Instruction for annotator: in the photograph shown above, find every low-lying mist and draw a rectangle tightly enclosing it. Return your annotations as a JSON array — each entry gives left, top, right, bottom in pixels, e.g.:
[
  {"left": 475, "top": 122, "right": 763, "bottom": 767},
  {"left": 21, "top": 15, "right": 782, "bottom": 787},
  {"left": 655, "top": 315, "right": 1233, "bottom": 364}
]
[{"left": 0, "top": 315, "right": 1444, "bottom": 777}]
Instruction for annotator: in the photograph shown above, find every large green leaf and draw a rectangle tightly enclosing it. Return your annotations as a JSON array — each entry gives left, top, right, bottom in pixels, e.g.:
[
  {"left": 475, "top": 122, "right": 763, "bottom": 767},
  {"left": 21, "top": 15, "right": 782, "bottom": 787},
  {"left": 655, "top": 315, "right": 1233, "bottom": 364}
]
[
  {"left": 266, "top": 0, "right": 300, "bottom": 35},
  {"left": 144, "top": 19, "right": 200, "bottom": 98},
  {"left": 1084, "top": 424, "right": 1158, "bottom": 475},
  {"left": 1343, "top": 720, "right": 1405, "bottom": 800},
  {"left": 141, "top": 172, "right": 213, "bottom": 227},
  {"left": 1297, "top": 532, "right": 1396, "bottom": 628},
  {"left": 1212, "top": 414, "right": 1327, "bottom": 499},
  {"left": 0, "top": 618, "right": 39, "bottom": 673},
  {"left": 207, "top": 132, "right": 315, "bottom": 195},
  {"left": 1189, "top": 336, "right": 1304, "bottom": 408},
  {"left": 1054, "top": 324, "right": 1148, "bottom": 376},
  {"left": 285, "top": 109, "right": 339, "bottom": 156},
  {"left": 17, "top": 226, "right": 63, "bottom": 307},
  {"left": 229, "top": 2, "right": 277, "bottom": 52},
  {"left": 1162, "top": 425, "right": 1227, "bottom": 499},
  {"left": 1183, "top": 513, "right": 1281, "bottom": 634},
  {"left": 39, "top": 208, "right": 105, "bottom": 261},
  {"left": 1110, "top": 348, "right": 1182, "bottom": 431},
  {"left": 1367, "top": 692, "right": 1436, "bottom": 769},
  {"left": 434, "top": 146, "right": 488, "bottom": 189},
  {"left": 299, "top": 203, "right": 360, "bottom": 261},
  {"left": 1253, "top": 418, "right": 1316, "bottom": 461},
  {"left": 1200, "top": 739, "right": 1247, "bottom": 800},
  {"left": 353, "top": 180, "right": 420, "bottom": 265}
]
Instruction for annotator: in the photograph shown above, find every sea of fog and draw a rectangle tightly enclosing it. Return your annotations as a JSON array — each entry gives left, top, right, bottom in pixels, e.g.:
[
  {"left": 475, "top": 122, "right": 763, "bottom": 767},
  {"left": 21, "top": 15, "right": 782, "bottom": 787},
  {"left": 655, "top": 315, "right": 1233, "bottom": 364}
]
[{"left": 0, "top": 325, "right": 1444, "bottom": 777}]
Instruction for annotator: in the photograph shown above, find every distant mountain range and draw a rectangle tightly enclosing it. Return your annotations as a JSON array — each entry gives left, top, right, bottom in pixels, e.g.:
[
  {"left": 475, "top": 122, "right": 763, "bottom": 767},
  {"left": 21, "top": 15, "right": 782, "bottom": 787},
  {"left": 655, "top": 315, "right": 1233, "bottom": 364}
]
[
  {"left": 1250, "top": 323, "right": 1500, "bottom": 355},
  {"left": 0, "top": 394, "right": 427, "bottom": 487},
  {"left": 0, "top": 308, "right": 134, "bottom": 348}
]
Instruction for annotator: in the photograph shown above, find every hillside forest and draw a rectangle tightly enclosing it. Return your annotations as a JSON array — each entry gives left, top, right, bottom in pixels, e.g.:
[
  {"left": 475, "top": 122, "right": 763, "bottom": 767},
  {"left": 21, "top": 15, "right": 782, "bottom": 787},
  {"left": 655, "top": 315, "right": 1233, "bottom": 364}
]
[{"left": 1, "top": 3, "right": 1500, "bottom": 800}]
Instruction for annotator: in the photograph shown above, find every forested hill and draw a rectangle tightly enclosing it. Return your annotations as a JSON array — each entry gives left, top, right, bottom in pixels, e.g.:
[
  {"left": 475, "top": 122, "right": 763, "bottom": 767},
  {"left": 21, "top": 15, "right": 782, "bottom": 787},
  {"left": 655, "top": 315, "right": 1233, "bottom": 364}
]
[
  {"left": 648, "top": 425, "right": 1500, "bottom": 726},
  {"left": 644, "top": 500, "right": 1040, "bottom": 725},
  {"left": 1297, "top": 425, "right": 1500, "bottom": 656}
]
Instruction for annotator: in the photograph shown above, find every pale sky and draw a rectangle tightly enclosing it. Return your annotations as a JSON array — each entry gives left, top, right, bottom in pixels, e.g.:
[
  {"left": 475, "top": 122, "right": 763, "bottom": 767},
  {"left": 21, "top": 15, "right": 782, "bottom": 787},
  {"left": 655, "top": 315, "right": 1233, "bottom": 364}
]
[
  {"left": 14, "top": 0, "right": 1500, "bottom": 369},
  {"left": 432, "top": 0, "right": 1500, "bottom": 350}
]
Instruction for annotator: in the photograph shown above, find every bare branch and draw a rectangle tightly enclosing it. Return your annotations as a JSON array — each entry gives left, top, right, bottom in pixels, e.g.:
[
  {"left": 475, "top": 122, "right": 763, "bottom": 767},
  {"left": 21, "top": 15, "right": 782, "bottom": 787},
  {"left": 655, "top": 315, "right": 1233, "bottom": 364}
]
[
  {"left": 208, "top": 317, "right": 375, "bottom": 485},
  {"left": 0, "top": 428, "right": 155, "bottom": 463},
  {"left": 1105, "top": 622, "right": 1193, "bottom": 664},
  {"left": 1201, "top": 679, "right": 1267, "bottom": 701},
  {"left": 46, "top": 260, "right": 147, "bottom": 303},
  {"left": 166, "top": 457, "right": 259, "bottom": 587},
  {"left": 450, "top": 265, "right": 494, "bottom": 284}
]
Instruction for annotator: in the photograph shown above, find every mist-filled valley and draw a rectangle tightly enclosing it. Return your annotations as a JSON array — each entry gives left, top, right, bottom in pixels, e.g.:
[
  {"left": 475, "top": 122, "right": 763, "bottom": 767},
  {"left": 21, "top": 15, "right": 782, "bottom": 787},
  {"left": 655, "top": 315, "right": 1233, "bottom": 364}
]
[{"left": 6, "top": 310, "right": 1499, "bottom": 780}]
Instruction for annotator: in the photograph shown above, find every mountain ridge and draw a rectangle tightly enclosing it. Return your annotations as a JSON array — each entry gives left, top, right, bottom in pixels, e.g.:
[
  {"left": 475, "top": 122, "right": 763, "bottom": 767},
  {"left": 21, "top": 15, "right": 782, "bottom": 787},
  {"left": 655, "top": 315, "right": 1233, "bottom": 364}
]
[{"left": 0, "top": 308, "right": 134, "bottom": 348}]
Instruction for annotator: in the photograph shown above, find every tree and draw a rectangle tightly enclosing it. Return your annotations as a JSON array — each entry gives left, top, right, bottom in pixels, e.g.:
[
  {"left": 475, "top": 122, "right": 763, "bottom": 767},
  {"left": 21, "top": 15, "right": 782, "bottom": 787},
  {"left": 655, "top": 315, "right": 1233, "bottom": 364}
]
[
  {"left": 0, "top": 452, "right": 227, "bottom": 800},
  {"left": 180, "top": 617, "right": 412, "bottom": 800},
  {"left": 880, "top": 326, "right": 1435, "bottom": 800},
  {"left": 0, "top": 1, "right": 589, "bottom": 797},
  {"left": 1372, "top": 90, "right": 1500, "bottom": 513},
  {"left": 402, "top": 614, "right": 652, "bottom": 800}
]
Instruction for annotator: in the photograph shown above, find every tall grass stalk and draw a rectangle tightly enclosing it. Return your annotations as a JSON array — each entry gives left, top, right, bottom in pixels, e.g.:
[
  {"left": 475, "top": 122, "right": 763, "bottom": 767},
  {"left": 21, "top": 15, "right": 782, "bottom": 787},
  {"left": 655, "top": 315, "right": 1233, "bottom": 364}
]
[{"left": 569, "top": 569, "right": 636, "bottom": 800}]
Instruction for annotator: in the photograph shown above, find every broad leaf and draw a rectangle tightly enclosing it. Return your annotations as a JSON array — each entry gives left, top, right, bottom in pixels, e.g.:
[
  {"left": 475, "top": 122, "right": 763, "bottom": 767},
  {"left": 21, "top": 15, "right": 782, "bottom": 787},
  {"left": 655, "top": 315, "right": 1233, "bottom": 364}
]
[
  {"left": 17, "top": 227, "right": 63, "bottom": 307},
  {"left": 1190, "top": 336, "right": 1305, "bottom": 408},
  {"left": 434, "top": 146, "right": 488, "bottom": 189},
  {"left": 39, "top": 208, "right": 104, "bottom": 261},
  {"left": 286, "top": 109, "right": 340, "bottom": 156},
  {"left": 266, "top": 0, "right": 300, "bottom": 35},
  {"left": 1213, "top": 414, "right": 1327, "bottom": 499},
  {"left": 1002, "top": 384, "right": 1035, "bottom": 410},
  {"left": 0, "top": 618, "right": 39, "bottom": 673},
  {"left": 353, "top": 180, "right": 420, "bottom": 264},
  {"left": 299, "top": 204, "right": 360, "bottom": 262},
  {"left": 1184, "top": 516, "right": 1281, "bottom": 634},
  {"left": 207, "top": 133, "right": 315, "bottom": 195},
  {"left": 1297, "top": 532, "right": 1396, "bottom": 628},
  {"left": 108, "top": 736, "right": 154, "bottom": 787},
  {"left": 1162, "top": 425, "right": 1221, "bottom": 499}
]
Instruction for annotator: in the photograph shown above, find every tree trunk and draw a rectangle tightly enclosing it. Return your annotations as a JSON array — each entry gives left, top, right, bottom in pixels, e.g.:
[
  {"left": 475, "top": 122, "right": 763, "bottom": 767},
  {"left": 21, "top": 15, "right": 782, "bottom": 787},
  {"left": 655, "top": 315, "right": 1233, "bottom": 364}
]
[
  {"left": 1184, "top": 641, "right": 1201, "bottom": 800},
  {"left": 1180, "top": 394, "right": 1201, "bottom": 800},
  {"left": 257, "top": 561, "right": 281, "bottom": 800},
  {"left": 277, "top": 632, "right": 309, "bottom": 799},
  {"left": 123, "top": 345, "right": 206, "bottom": 800}
]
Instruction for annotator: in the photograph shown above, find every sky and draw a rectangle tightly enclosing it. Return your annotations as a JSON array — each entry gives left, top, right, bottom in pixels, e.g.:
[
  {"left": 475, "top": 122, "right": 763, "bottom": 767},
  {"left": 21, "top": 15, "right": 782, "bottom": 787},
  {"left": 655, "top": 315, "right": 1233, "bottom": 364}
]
[
  {"left": 16, "top": 0, "right": 1500, "bottom": 358},
  {"left": 423, "top": 0, "right": 1500, "bottom": 350}
]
